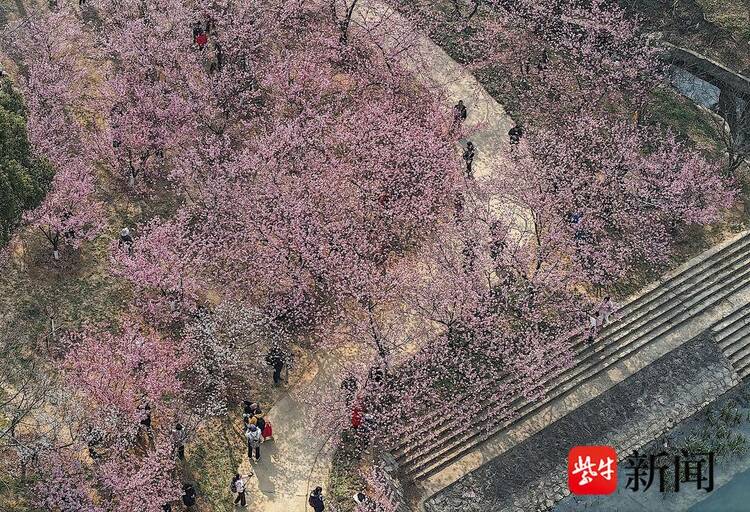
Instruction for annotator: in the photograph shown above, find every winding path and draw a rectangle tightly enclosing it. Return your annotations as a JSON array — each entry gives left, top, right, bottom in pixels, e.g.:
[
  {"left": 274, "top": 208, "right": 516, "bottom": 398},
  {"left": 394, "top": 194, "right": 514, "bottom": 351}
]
[{"left": 240, "top": 3, "right": 521, "bottom": 511}]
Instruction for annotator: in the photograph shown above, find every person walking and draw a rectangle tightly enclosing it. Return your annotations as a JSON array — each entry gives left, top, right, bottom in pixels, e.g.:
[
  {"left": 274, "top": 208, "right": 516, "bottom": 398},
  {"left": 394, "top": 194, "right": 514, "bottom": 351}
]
[
  {"left": 340, "top": 373, "right": 358, "bottom": 406},
  {"left": 140, "top": 403, "right": 154, "bottom": 445},
  {"left": 245, "top": 423, "right": 262, "bottom": 462},
  {"left": 231, "top": 472, "right": 253, "bottom": 507},
  {"left": 265, "top": 346, "right": 286, "bottom": 386},
  {"left": 254, "top": 413, "right": 266, "bottom": 436},
  {"left": 172, "top": 423, "right": 186, "bottom": 460},
  {"left": 598, "top": 296, "right": 615, "bottom": 326},
  {"left": 453, "top": 100, "right": 467, "bottom": 125},
  {"left": 181, "top": 483, "right": 197, "bottom": 508},
  {"left": 353, "top": 491, "right": 371, "bottom": 507},
  {"left": 139, "top": 403, "right": 152, "bottom": 431},
  {"left": 309, "top": 486, "right": 325, "bottom": 512},
  {"left": 463, "top": 141, "right": 476, "bottom": 178},
  {"left": 508, "top": 125, "right": 524, "bottom": 146},
  {"left": 118, "top": 227, "right": 134, "bottom": 253}
]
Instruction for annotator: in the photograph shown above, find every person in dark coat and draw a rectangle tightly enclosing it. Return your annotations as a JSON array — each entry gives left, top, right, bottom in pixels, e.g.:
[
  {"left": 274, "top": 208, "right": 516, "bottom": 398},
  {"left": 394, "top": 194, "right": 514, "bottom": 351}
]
[
  {"left": 173, "top": 423, "right": 186, "bottom": 460},
  {"left": 308, "top": 486, "right": 325, "bottom": 512},
  {"left": 463, "top": 141, "right": 475, "bottom": 178},
  {"left": 265, "top": 346, "right": 286, "bottom": 385},
  {"left": 340, "top": 374, "right": 358, "bottom": 406},
  {"left": 453, "top": 100, "right": 467, "bottom": 124},
  {"left": 508, "top": 125, "right": 524, "bottom": 145},
  {"left": 182, "top": 483, "right": 197, "bottom": 507}
]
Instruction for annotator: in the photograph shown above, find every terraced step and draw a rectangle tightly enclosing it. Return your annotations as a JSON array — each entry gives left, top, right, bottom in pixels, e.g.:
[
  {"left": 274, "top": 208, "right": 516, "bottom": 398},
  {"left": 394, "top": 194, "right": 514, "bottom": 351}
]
[
  {"left": 407, "top": 269, "right": 750, "bottom": 480},
  {"left": 399, "top": 232, "right": 750, "bottom": 469},
  {"left": 733, "top": 351, "right": 750, "bottom": 379},
  {"left": 397, "top": 231, "right": 750, "bottom": 481},
  {"left": 712, "top": 302, "right": 750, "bottom": 382},
  {"left": 394, "top": 232, "right": 750, "bottom": 463}
]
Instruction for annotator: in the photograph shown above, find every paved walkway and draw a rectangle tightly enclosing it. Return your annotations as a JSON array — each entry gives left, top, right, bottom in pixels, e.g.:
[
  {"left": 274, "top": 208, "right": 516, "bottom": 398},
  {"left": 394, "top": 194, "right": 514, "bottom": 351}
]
[
  {"left": 239, "top": 4, "right": 527, "bottom": 511},
  {"left": 356, "top": 0, "right": 531, "bottom": 228},
  {"left": 242, "top": 351, "right": 346, "bottom": 512}
]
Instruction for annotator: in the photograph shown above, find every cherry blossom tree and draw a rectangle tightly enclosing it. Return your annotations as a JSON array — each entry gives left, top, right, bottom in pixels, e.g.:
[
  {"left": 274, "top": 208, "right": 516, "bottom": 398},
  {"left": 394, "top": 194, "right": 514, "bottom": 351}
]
[
  {"left": 181, "top": 301, "right": 279, "bottom": 416},
  {"left": 33, "top": 450, "right": 102, "bottom": 512},
  {"left": 23, "top": 159, "right": 104, "bottom": 260},
  {"left": 98, "top": 437, "right": 181, "bottom": 512},
  {"left": 495, "top": 114, "right": 735, "bottom": 285},
  {"left": 91, "top": 0, "right": 198, "bottom": 190},
  {"left": 6, "top": 6, "right": 94, "bottom": 165},
  {"left": 44, "top": 319, "right": 188, "bottom": 511},
  {"left": 8, "top": 7, "right": 105, "bottom": 260},
  {"left": 3, "top": 0, "right": 740, "bottom": 508},
  {"left": 110, "top": 211, "right": 207, "bottom": 324},
  {"left": 62, "top": 320, "right": 187, "bottom": 438}
]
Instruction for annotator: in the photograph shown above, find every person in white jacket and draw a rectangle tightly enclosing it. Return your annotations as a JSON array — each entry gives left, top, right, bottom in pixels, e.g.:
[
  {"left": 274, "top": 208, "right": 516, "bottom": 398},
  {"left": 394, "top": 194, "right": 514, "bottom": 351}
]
[
  {"left": 245, "top": 424, "right": 262, "bottom": 461},
  {"left": 232, "top": 472, "right": 253, "bottom": 507}
]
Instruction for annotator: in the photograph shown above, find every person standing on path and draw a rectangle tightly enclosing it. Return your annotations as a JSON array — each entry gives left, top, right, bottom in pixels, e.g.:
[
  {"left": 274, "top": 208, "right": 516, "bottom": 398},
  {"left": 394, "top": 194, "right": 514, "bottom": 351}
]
[
  {"left": 245, "top": 423, "right": 262, "bottom": 462},
  {"left": 463, "top": 141, "right": 476, "bottom": 178},
  {"left": 453, "top": 100, "right": 467, "bottom": 125},
  {"left": 508, "top": 125, "right": 524, "bottom": 146},
  {"left": 172, "top": 423, "right": 186, "bottom": 460},
  {"left": 232, "top": 472, "right": 253, "bottom": 507},
  {"left": 265, "top": 345, "right": 286, "bottom": 386},
  {"left": 254, "top": 412, "right": 266, "bottom": 437},
  {"left": 309, "top": 486, "right": 325, "bottom": 512}
]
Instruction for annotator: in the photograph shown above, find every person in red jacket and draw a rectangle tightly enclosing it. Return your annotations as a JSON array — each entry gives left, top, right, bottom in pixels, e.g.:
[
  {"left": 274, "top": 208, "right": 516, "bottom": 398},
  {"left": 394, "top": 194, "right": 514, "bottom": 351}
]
[{"left": 351, "top": 403, "right": 363, "bottom": 429}]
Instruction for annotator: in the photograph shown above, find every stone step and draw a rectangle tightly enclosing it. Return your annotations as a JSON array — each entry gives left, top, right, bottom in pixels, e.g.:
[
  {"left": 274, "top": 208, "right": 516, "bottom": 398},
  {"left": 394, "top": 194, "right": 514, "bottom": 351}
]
[
  {"left": 396, "top": 239, "right": 750, "bottom": 474},
  {"left": 712, "top": 301, "right": 750, "bottom": 338},
  {"left": 401, "top": 246, "right": 750, "bottom": 479},
  {"left": 710, "top": 302, "right": 750, "bottom": 380},
  {"left": 728, "top": 337, "right": 750, "bottom": 368},
  {"left": 591, "top": 237, "right": 750, "bottom": 356},
  {"left": 719, "top": 320, "right": 750, "bottom": 357},
  {"left": 735, "top": 351, "right": 750, "bottom": 379},
  {"left": 421, "top": 331, "right": 739, "bottom": 512},
  {"left": 614, "top": 230, "right": 750, "bottom": 320},
  {"left": 393, "top": 232, "right": 750, "bottom": 458}
]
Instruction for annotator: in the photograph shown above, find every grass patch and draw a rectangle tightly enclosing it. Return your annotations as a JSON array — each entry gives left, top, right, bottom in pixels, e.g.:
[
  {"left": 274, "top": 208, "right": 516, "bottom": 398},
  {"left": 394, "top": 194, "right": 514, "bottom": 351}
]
[
  {"left": 0, "top": 470, "right": 34, "bottom": 512},
  {"left": 329, "top": 431, "right": 367, "bottom": 512},
  {"left": 647, "top": 87, "right": 725, "bottom": 156},
  {"left": 640, "top": 400, "right": 750, "bottom": 494},
  {"left": 185, "top": 416, "right": 246, "bottom": 512},
  {"left": 695, "top": 0, "right": 750, "bottom": 39}
]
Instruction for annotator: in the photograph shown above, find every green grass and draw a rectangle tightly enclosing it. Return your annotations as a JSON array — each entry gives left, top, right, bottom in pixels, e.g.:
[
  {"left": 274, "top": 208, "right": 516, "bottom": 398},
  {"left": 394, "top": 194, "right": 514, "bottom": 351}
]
[
  {"left": 695, "top": 0, "right": 750, "bottom": 39},
  {"left": 0, "top": 469, "right": 35, "bottom": 512},
  {"left": 185, "top": 416, "right": 246, "bottom": 512},
  {"left": 328, "top": 431, "right": 367, "bottom": 512},
  {"left": 647, "top": 87, "right": 725, "bottom": 156}
]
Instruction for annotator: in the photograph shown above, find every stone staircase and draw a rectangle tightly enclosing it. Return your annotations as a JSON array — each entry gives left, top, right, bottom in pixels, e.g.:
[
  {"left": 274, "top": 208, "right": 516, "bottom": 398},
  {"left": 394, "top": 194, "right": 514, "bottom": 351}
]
[
  {"left": 394, "top": 230, "right": 750, "bottom": 487},
  {"left": 712, "top": 302, "right": 750, "bottom": 380}
]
